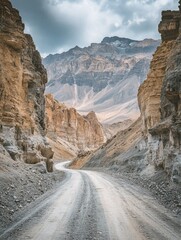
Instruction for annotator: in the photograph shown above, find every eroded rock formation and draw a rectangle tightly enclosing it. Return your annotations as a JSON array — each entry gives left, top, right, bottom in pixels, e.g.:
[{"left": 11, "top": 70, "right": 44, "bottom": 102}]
[
  {"left": 0, "top": 0, "right": 53, "bottom": 171},
  {"left": 45, "top": 94, "right": 106, "bottom": 154},
  {"left": 138, "top": 7, "right": 181, "bottom": 182},
  {"left": 138, "top": 40, "right": 174, "bottom": 135}
]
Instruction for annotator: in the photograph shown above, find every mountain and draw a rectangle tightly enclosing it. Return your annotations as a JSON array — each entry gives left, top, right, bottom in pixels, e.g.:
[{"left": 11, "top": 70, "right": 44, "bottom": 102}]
[{"left": 43, "top": 37, "right": 160, "bottom": 124}]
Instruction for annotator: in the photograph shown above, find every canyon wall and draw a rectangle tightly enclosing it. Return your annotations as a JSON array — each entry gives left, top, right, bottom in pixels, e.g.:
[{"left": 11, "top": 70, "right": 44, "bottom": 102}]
[
  {"left": 138, "top": 8, "right": 181, "bottom": 182},
  {"left": 0, "top": 0, "right": 53, "bottom": 171},
  {"left": 45, "top": 94, "right": 106, "bottom": 154}
]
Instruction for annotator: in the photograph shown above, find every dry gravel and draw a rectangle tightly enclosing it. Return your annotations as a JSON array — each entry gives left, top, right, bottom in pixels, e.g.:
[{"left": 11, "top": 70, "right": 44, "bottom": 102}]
[
  {"left": 100, "top": 167, "right": 181, "bottom": 217},
  {"left": 0, "top": 157, "right": 65, "bottom": 232},
  {"left": 1, "top": 162, "right": 181, "bottom": 240}
]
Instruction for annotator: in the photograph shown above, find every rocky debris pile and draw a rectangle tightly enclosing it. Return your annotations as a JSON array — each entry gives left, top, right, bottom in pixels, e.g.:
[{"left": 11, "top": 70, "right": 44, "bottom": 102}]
[
  {"left": 107, "top": 169, "right": 181, "bottom": 216},
  {"left": 45, "top": 94, "right": 106, "bottom": 155},
  {"left": 0, "top": 0, "right": 53, "bottom": 170},
  {"left": 0, "top": 156, "right": 64, "bottom": 231}
]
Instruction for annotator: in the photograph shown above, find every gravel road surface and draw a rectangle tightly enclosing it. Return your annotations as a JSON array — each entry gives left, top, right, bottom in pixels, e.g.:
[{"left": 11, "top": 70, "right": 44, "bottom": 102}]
[{"left": 0, "top": 162, "right": 181, "bottom": 240}]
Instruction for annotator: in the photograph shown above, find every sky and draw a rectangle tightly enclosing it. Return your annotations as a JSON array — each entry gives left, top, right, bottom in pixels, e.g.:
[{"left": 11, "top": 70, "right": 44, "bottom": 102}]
[{"left": 11, "top": 0, "right": 178, "bottom": 56}]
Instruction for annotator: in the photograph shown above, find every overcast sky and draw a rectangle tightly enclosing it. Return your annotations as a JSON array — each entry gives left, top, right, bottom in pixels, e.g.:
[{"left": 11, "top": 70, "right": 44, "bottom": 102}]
[{"left": 11, "top": 0, "right": 178, "bottom": 56}]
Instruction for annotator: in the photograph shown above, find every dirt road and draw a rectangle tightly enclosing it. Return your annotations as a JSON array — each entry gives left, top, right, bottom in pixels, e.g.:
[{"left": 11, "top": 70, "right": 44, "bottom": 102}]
[{"left": 0, "top": 162, "right": 181, "bottom": 240}]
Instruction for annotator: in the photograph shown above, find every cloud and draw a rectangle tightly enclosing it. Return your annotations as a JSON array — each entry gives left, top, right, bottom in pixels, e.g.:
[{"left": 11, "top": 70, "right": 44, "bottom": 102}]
[{"left": 10, "top": 0, "right": 178, "bottom": 56}]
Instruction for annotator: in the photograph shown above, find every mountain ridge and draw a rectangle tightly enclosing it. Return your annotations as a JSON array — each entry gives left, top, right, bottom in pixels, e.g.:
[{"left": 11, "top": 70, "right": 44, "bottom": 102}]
[
  {"left": 44, "top": 36, "right": 160, "bottom": 61},
  {"left": 44, "top": 37, "right": 160, "bottom": 124}
]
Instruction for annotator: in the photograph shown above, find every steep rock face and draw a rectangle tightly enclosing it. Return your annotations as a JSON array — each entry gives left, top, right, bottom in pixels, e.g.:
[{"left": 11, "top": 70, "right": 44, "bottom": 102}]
[
  {"left": 138, "top": 8, "right": 181, "bottom": 182},
  {"left": 45, "top": 94, "right": 106, "bottom": 153},
  {"left": 159, "top": 11, "right": 180, "bottom": 42},
  {"left": 44, "top": 38, "right": 160, "bottom": 124},
  {"left": 138, "top": 41, "right": 174, "bottom": 135},
  {"left": 0, "top": 0, "right": 53, "bottom": 170}
]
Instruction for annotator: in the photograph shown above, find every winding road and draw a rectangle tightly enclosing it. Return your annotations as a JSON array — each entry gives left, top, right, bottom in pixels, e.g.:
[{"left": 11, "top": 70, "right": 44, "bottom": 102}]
[{"left": 1, "top": 162, "right": 181, "bottom": 240}]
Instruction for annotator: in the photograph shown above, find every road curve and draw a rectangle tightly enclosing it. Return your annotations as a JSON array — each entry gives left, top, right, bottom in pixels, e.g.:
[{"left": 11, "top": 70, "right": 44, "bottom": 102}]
[{"left": 0, "top": 162, "right": 181, "bottom": 240}]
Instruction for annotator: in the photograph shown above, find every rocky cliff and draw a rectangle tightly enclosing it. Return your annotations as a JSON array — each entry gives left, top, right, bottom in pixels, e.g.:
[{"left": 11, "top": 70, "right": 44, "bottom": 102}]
[
  {"left": 137, "top": 41, "right": 174, "bottom": 136},
  {"left": 72, "top": 4, "right": 181, "bottom": 185},
  {"left": 43, "top": 37, "right": 160, "bottom": 124},
  {"left": 138, "top": 8, "right": 181, "bottom": 182},
  {"left": 45, "top": 94, "right": 106, "bottom": 155},
  {"left": 0, "top": 0, "right": 53, "bottom": 171}
]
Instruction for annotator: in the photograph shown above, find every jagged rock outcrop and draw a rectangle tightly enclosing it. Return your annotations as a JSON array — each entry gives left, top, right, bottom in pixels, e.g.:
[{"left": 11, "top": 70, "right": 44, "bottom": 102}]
[
  {"left": 0, "top": 0, "right": 53, "bottom": 171},
  {"left": 159, "top": 10, "right": 180, "bottom": 42},
  {"left": 138, "top": 7, "right": 181, "bottom": 182},
  {"left": 138, "top": 41, "right": 175, "bottom": 135},
  {"left": 43, "top": 37, "right": 160, "bottom": 124},
  {"left": 45, "top": 94, "right": 106, "bottom": 154}
]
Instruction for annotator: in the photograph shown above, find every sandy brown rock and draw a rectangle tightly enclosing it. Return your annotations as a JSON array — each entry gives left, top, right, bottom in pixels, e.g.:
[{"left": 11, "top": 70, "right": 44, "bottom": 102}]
[
  {"left": 159, "top": 11, "right": 180, "bottom": 42},
  {"left": 138, "top": 7, "right": 181, "bottom": 182},
  {"left": 46, "top": 159, "right": 54, "bottom": 172},
  {"left": 138, "top": 10, "right": 180, "bottom": 136},
  {"left": 0, "top": 0, "right": 46, "bottom": 131},
  {"left": 46, "top": 137, "right": 76, "bottom": 160},
  {"left": 0, "top": 0, "right": 53, "bottom": 168},
  {"left": 138, "top": 41, "right": 174, "bottom": 136},
  {"left": 45, "top": 94, "right": 106, "bottom": 155}
]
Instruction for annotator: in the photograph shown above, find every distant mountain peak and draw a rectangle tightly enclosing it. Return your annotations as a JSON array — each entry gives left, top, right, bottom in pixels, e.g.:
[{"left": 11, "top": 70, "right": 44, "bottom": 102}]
[
  {"left": 72, "top": 45, "right": 82, "bottom": 50},
  {"left": 101, "top": 36, "right": 160, "bottom": 49},
  {"left": 101, "top": 36, "right": 137, "bottom": 44},
  {"left": 67, "top": 45, "right": 82, "bottom": 54}
]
